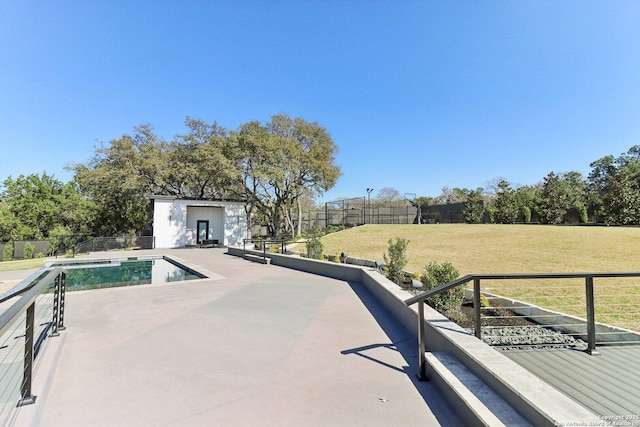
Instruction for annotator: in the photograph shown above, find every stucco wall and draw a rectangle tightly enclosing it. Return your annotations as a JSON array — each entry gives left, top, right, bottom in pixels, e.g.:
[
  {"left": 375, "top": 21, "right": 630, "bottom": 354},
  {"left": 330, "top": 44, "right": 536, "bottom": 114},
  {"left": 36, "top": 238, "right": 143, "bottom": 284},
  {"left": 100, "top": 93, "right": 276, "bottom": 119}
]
[
  {"left": 223, "top": 203, "right": 248, "bottom": 246},
  {"left": 153, "top": 198, "right": 185, "bottom": 248},
  {"left": 152, "top": 197, "right": 247, "bottom": 248}
]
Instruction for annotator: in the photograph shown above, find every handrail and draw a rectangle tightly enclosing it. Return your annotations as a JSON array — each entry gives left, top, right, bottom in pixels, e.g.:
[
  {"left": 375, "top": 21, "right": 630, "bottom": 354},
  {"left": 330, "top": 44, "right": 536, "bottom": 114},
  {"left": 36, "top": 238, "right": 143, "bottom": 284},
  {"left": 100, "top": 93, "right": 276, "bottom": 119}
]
[
  {"left": 242, "top": 238, "right": 288, "bottom": 258},
  {"left": 405, "top": 274, "right": 475, "bottom": 306},
  {"left": 406, "top": 271, "right": 640, "bottom": 380},
  {"left": 0, "top": 269, "right": 60, "bottom": 337},
  {"left": 0, "top": 267, "right": 67, "bottom": 414}
]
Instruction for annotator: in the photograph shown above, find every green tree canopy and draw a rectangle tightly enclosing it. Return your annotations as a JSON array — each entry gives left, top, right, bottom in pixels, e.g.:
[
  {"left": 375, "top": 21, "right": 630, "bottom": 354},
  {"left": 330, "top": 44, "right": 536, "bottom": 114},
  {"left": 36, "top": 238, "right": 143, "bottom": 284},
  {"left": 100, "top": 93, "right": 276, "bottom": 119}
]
[
  {"left": 0, "top": 173, "right": 96, "bottom": 241},
  {"left": 462, "top": 188, "right": 485, "bottom": 224},
  {"left": 492, "top": 180, "right": 519, "bottom": 224},
  {"left": 70, "top": 129, "right": 157, "bottom": 235},
  {"left": 588, "top": 146, "right": 640, "bottom": 224},
  {"left": 231, "top": 114, "right": 341, "bottom": 237},
  {"left": 70, "top": 114, "right": 340, "bottom": 237},
  {"left": 538, "top": 172, "right": 586, "bottom": 224}
]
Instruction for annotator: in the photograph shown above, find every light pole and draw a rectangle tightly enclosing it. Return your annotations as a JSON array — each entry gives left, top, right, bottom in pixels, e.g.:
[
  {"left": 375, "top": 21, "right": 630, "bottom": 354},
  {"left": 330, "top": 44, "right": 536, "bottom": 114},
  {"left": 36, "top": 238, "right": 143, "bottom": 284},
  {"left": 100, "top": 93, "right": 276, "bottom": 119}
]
[{"left": 366, "top": 188, "right": 374, "bottom": 224}]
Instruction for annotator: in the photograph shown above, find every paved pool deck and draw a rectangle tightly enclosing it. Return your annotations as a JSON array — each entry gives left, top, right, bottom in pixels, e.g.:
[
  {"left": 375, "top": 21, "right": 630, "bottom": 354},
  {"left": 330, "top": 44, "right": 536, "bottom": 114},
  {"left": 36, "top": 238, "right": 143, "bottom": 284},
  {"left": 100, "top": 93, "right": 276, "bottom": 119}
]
[{"left": 6, "top": 248, "right": 464, "bottom": 426}]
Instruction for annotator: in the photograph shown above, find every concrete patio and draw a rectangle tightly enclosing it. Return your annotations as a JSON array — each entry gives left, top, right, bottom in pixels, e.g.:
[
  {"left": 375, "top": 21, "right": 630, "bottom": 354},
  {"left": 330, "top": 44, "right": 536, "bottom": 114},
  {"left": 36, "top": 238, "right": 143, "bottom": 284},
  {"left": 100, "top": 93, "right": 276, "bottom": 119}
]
[{"left": 7, "top": 249, "right": 464, "bottom": 426}]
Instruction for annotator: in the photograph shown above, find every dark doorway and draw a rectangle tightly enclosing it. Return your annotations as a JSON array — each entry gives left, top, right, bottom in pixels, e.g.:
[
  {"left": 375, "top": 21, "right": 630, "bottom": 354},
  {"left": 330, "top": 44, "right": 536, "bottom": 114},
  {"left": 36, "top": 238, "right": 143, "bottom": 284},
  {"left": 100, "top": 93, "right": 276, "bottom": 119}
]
[{"left": 197, "top": 220, "right": 209, "bottom": 244}]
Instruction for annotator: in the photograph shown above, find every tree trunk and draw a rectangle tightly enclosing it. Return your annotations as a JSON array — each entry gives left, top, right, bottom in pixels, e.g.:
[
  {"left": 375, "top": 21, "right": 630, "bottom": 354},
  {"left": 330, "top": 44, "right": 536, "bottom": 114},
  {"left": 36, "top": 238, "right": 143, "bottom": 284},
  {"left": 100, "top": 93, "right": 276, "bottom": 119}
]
[{"left": 296, "top": 197, "right": 302, "bottom": 237}]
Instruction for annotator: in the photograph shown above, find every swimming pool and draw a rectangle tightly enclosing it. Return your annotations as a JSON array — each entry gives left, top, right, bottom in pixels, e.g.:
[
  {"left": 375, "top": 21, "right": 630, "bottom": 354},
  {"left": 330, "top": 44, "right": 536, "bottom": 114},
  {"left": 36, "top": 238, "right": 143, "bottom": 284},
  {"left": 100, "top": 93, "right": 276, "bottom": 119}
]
[{"left": 47, "top": 257, "right": 207, "bottom": 291}]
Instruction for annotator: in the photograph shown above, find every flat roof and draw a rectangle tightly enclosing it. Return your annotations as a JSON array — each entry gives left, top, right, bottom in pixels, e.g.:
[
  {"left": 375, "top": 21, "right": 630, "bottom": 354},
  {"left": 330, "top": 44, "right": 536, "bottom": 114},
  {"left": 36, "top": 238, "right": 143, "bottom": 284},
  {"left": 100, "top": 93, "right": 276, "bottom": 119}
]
[{"left": 150, "top": 195, "right": 246, "bottom": 204}]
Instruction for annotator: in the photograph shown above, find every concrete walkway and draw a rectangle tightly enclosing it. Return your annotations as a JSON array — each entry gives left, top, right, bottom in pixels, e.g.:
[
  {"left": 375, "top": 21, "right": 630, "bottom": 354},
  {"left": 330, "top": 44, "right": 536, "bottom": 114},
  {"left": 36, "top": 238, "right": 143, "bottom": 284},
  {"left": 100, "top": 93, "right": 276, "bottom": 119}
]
[
  {"left": 8, "top": 249, "right": 463, "bottom": 426},
  {"left": 0, "top": 267, "right": 41, "bottom": 294}
]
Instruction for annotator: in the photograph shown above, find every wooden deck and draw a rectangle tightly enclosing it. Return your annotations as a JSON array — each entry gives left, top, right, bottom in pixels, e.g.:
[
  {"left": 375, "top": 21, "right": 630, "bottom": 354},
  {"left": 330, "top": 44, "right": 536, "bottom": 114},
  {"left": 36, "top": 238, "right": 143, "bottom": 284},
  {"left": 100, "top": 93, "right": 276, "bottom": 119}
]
[{"left": 502, "top": 345, "right": 640, "bottom": 418}]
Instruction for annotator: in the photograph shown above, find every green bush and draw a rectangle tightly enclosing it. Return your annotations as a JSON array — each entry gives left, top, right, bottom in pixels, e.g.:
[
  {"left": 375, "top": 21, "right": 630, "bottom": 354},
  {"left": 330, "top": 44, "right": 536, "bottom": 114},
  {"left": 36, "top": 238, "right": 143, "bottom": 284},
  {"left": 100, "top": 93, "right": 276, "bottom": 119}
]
[
  {"left": 479, "top": 293, "right": 490, "bottom": 308},
  {"left": 324, "top": 224, "right": 348, "bottom": 234},
  {"left": 383, "top": 237, "right": 409, "bottom": 285},
  {"left": 419, "top": 261, "right": 463, "bottom": 312},
  {"left": 36, "top": 252, "right": 45, "bottom": 258},
  {"left": 3, "top": 244, "right": 13, "bottom": 262},
  {"left": 305, "top": 228, "right": 324, "bottom": 260},
  {"left": 23, "top": 242, "right": 35, "bottom": 259},
  {"left": 267, "top": 241, "right": 287, "bottom": 253},
  {"left": 65, "top": 249, "right": 74, "bottom": 258},
  {"left": 442, "top": 306, "right": 467, "bottom": 324}
]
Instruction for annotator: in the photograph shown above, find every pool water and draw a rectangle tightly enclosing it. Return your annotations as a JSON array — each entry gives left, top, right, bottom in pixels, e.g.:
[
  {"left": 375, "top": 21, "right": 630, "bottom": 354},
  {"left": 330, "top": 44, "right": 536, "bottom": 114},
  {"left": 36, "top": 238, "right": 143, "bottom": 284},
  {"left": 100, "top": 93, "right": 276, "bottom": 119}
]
[{"left": 59, "top": 258, "right": 206, "bottom": 291}]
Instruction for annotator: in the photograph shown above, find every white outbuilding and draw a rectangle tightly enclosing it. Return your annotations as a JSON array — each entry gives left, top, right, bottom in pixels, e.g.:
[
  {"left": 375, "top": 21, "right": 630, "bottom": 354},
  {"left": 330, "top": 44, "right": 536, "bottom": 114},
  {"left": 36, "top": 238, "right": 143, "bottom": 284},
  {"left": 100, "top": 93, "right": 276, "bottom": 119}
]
[{"left": 151, "top": 196, "right": 248, "bottom": 248}]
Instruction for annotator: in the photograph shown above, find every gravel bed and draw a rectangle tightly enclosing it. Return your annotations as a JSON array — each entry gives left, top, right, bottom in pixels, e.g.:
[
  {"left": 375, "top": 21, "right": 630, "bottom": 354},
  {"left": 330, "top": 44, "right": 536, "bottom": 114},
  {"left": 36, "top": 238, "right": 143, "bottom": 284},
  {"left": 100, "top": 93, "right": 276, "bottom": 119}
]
[{"left": 466, "top": 325, "right": 588, "bottom": 351}]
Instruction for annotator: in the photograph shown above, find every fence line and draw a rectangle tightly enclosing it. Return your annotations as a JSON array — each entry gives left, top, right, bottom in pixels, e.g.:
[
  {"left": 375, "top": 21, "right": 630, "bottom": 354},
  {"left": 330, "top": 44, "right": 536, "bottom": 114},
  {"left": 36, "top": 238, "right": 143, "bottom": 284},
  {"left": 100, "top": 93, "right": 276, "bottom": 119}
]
[{"left": 0, "top": 236, "right": 155, "bottom": 260}]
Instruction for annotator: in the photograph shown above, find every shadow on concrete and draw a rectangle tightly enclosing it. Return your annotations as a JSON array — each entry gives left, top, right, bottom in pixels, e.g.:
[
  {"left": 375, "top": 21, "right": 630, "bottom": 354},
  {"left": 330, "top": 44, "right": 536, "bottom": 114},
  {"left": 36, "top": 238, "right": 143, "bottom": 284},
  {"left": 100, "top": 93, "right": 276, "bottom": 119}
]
[
  {"left": 341, "top": 343, "right": 406, "bottom": 373},
  {"left": 345, "top": 281, "right": 464, "bottom": 427}
]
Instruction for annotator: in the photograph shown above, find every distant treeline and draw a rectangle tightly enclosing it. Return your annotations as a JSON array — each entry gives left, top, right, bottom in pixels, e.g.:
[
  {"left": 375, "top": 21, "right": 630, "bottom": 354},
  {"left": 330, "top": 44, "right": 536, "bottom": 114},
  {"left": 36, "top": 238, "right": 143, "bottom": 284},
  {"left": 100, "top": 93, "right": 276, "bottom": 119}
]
[
  {"left": 1, "top": 132, "right": 639, "bottom": 247},
  {"left": 415, "top": 146, "right": 640, "bottom": 225}
]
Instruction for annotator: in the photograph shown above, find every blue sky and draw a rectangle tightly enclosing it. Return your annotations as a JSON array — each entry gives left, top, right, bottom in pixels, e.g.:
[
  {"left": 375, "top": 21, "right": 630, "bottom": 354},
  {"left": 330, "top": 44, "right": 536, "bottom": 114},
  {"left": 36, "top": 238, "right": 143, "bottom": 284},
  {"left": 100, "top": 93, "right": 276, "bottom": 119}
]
[{"left": 1, "top": 1, "right": 639, "bottom": 203}]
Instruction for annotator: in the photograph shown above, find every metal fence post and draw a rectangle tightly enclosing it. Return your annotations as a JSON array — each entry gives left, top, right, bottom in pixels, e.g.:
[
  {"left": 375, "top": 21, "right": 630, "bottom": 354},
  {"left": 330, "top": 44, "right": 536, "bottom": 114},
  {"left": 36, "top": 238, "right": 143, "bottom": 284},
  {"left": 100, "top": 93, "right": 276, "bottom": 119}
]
[
  {"left": 50, "top": 274, "right": 61, "bottom": 337},
  {"left": 17, "top": 302, "right": 37, "bottom": 406},
  {"left": 585, "top": 276, "right": 599, "bottom": 355},
  {"left": 417, "top": 301, "right": 427, "bottom": 381},
  {"left": 58, "top": 272, "right": 66, "bottom": 331},
  {"left": 474, "top": 278, "right": 482, "bottom": 340}
]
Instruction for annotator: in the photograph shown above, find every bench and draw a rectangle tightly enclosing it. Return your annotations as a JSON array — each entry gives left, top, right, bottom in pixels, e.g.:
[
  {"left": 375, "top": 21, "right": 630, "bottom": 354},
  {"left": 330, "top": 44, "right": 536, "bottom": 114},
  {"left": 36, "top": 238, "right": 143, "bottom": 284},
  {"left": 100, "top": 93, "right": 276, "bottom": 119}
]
[{"left": 200, "top": 239, "right": 219, "bottom": 248}]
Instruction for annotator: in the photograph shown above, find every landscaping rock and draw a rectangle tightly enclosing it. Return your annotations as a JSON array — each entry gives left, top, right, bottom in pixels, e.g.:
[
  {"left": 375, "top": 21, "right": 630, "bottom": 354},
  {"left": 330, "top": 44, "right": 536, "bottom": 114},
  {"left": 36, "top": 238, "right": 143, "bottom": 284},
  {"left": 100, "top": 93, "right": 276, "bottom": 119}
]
[{"left": 467, "top": 325, "right": 588, "bottom": 351}]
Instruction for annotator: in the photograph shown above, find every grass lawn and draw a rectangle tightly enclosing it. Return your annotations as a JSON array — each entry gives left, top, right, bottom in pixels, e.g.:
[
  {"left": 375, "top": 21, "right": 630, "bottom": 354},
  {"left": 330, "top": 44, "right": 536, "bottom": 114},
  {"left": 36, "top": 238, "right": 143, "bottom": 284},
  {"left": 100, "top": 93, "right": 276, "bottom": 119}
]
[
  {"left": 0, "top": 258, "right": 49, "bottom": 272},
  {"left": 317, "top": 224, "right": 640, "bottom": 331}
]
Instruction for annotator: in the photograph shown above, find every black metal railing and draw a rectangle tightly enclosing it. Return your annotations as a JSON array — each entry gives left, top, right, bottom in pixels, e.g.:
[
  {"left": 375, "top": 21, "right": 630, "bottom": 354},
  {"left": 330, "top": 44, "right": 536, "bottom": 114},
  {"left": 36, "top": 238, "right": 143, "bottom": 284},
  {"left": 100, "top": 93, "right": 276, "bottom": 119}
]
[
  {"left": 0, "top": 268, "right": 66, "bottom": 421},
  {"left": 242, "top": 238, "right": 288, "bottom": 260},
  {"left": 405, "top": 272, "right": 640, "bottom": 380},
  {"left": 74, "top": 236, "right": 155, "bottom": 255}
]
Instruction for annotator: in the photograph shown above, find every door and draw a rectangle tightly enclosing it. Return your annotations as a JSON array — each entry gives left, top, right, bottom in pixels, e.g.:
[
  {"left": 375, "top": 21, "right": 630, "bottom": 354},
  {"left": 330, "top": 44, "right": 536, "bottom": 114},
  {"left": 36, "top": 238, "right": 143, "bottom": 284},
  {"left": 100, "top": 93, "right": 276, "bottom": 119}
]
[{"left": 197, "top": 220, "right": 209, "bottom": 244}]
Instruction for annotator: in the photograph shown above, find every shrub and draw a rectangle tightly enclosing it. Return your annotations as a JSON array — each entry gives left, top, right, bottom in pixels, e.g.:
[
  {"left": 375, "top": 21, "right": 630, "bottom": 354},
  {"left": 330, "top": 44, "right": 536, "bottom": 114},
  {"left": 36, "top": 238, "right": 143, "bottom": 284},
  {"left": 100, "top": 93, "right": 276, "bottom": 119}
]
[
  {"left": 442, "top": 306, "right": 467, "bottom": 324},
  {"left": 419, "top": 261, "right": 463, "bottom": 312},
  {"left": 65, "top": 249, "right": 74, "bottom": 258},
  {"left": 305, "top": 228, "right": 324, "bottom": 260},
  {"left": 267, "top": 244, "right": 278, "bottom": 253},
  {"left": 479, "top": 293, "right": 490, "bottom": 308},
  {"left": 23, "top": 242, "right": 35, "bottom": 259},
  {"left": 3, "top": 244, "right": 13, "bottom": 261},
  {"left": 383, "top": 237, "right": 409, "bottom": 285},
  {"left": 325, "top": 224, "right": 346, "bottom": 233},
  {"left": 36, "top": 252, "right": 45, "bottom": 258}
]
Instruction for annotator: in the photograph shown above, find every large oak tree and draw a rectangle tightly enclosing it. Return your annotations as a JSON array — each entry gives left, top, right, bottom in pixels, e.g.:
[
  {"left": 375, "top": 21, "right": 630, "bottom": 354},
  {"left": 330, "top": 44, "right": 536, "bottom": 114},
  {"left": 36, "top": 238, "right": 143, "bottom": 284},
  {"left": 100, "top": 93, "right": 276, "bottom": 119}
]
[
  {"left": 70, "top": 114, "right": 340, "bottom": 237},
  {"left": 232, "top": 114, "right": 341, "bottom": 237}
]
